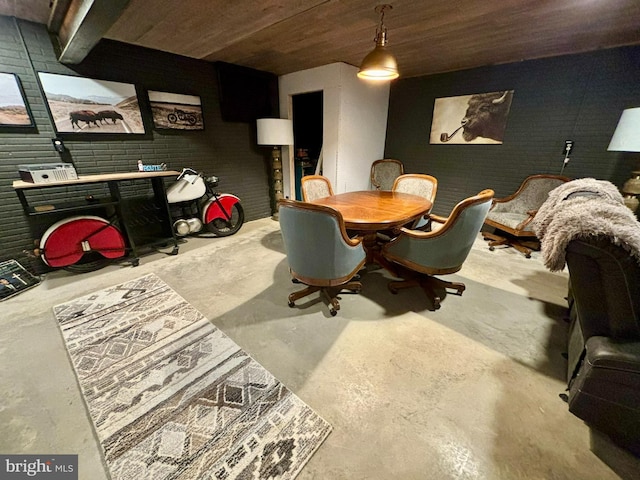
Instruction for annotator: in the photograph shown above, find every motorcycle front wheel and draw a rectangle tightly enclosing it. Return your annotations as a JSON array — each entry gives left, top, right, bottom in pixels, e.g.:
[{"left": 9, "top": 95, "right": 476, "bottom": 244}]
[{"left": 205, "top": 203, "right": 245, "bottom": 236}]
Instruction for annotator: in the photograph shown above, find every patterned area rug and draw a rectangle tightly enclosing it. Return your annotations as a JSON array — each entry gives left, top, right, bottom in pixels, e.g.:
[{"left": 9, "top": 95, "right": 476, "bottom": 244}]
[{"left": 53, "top": 273, "right": 331, "bottom": 479}]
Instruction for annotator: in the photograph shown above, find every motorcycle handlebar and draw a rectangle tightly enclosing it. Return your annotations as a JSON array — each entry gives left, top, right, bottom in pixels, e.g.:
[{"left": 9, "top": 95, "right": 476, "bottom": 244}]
[
  {"left": 176, "top": 168, "right": 218, "bottom": 186},
  {"left": 177, "top": 168, "right": 199, "bottom": 182}
]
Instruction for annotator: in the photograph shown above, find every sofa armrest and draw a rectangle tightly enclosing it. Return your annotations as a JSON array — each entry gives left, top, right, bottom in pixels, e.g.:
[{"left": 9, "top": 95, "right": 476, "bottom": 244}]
[
  {"left": 584, "top": 336, "right": 640, "bottom": 372},
  {"left": 568, "top": 336, "right": 640, "bottom": 456}
]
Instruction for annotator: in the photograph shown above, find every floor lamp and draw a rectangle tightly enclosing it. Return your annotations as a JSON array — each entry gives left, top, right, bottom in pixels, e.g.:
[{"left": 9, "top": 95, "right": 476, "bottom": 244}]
[
  {"left": 257, "top": 118, "right": 294, "bottom": 220},
  {"left": 608, "top": 107, "right": 640, "bottom": 213}
]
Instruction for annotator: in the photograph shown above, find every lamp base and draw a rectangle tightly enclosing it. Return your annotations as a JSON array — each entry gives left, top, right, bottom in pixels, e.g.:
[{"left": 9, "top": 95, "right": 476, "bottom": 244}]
[
  {"left": 622, "top": 193, "right": 639, "bottom": 213},
  {"left": 271, "top": 146, "right": 284, "bottom": 220},
  {"left": 622, "top": 171, "right": 640, "bottom": 213}
]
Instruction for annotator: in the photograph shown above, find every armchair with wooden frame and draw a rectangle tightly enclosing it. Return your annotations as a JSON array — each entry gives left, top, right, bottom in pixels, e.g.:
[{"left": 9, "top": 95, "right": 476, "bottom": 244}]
[
  {"left": 483, "top": 174, "right": 570, "bottom": 258},
  {"left": 371, "top": 159, "right": 404, "bottom": 191},
  {"left": 300, "top": 175, "right": 334, "bottom": 201},
  {"left": 381, "top": 189, "right": 494, "bottom": 310},
  {"left": 278, "top": 199, "right": 366, "bottom": 316},
  {"left": 392, "top": 173, "right": 438, "bottom": 229}
]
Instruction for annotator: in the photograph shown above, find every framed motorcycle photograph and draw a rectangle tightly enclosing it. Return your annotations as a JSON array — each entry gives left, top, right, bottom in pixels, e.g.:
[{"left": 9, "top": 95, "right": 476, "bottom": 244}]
[{"left": 147, "top": 91, "right": 204, "bottom": 131}]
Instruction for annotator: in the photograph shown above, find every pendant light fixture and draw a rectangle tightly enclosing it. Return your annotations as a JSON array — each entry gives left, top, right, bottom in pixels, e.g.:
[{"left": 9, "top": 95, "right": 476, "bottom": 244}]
[{"left": 357, "top": 4, "right": 399, "bottom": 81}]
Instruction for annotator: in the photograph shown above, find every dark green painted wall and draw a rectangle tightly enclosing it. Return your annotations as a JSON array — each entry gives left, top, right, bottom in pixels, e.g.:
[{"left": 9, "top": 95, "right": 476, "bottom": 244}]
[{"left": 385, "top": 46, "right": 640, "bottom": 215}]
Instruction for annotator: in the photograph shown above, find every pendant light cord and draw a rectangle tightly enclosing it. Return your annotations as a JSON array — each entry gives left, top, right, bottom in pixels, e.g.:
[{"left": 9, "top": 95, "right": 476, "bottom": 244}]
[{"left": 375, "top": 5, "right": 392, "bottom": 43}]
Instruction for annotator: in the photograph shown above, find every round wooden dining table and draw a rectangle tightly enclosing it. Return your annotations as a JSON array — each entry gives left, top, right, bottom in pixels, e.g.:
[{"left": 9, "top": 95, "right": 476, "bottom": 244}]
[
  {"left": 309, "top": 190, "right": 432, "bottom": 232},
  {"left": 310, "top": 190, "right": 432, "bottom": 268}
]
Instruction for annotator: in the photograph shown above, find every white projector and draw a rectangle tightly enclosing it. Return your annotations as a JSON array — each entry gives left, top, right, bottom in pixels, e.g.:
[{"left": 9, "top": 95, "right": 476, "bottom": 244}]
[{"left": 18, "top": 163, "right": 78, "bottom": 183}]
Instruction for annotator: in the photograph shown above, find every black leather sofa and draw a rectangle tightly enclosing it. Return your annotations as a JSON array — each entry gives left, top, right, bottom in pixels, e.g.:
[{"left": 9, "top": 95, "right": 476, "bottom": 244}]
[{"left": 565, "top": 235, "right": 640, "bottom": 457}]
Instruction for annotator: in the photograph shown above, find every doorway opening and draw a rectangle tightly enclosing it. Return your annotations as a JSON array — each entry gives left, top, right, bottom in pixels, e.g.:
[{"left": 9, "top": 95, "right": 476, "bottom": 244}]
[{"left": 292, "top": 91, "right": 323, "bottom": 200}]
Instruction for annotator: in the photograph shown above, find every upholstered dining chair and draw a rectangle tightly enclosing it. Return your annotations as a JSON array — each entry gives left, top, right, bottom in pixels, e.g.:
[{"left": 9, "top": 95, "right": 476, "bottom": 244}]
[
  {"left": 483, "top": 174, "right": 570, "bottom": 258},
  {"left": 371, "top": 159, "right": 404, "bottom": 191},
  {"left": 278, "top": 199, "right": 366, "bottom": 316},
  {"left": 300, "top": 175, "right": 334, "bottom": 201},
  {"left": 392, "top": 174, "right": 438, "bottom": 229},
  {"left": 381, "top": 189, "right": 494, "bottom": 310}
]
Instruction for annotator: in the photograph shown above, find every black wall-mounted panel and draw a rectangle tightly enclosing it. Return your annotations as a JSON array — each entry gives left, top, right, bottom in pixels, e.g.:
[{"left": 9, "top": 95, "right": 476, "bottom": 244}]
[{"left": 216, "top": 62, "right": 279, "bottom": 123}]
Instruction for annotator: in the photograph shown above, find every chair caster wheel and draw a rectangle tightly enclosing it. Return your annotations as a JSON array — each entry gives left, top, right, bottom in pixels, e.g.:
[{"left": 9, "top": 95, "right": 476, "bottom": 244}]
[
  {"left": 389, "top": 287, "right": 398, "bottom": 294},
  {"left": 525, "top": 253, "right": 531, "bottom": 259},
  {"left": 330, "top": 308, "right": 337, "bottom": 316},
  {"left": 288, "top": 300, "right": 295, "bottom": 308},
  {"left": 489, "top": 246, "right": 495, "bottom": 251}
]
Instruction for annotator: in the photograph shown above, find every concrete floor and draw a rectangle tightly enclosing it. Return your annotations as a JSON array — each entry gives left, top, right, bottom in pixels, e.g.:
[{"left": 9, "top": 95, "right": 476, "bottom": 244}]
[{"left": 0, "top": 218, "right": 624, "bottom": 479}]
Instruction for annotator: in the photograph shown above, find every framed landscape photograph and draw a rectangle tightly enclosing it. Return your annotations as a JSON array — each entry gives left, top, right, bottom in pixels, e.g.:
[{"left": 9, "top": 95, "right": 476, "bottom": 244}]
[
  {"left": 0, "top": 72, "right": 35, "bottom": 128},
  {"left": 148, "top": 91, "right": 204, "bottom": 130},
  {"left": 38, "top": 72, "right": 145, "bottom": 134},
  {"left": 429, "top": 90, "right": 514, "bottom": 145}
]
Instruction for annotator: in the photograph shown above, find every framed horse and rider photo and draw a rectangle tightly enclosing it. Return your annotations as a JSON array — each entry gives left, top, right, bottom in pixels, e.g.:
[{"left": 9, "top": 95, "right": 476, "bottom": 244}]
[
  {"left": 38, "top": 72, "right": 145, "bottom": 135},
  {"left": 429, "top": 90, "right": 514, "bottom": 145}
]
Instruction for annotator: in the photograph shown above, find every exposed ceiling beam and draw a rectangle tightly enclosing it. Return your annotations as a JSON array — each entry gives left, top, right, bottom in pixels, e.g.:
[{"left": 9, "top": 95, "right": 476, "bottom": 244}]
[
  {"left": 47, "top": 0, "right": 72, "bottom": 33},
  {"left": 56, "top": 0, "right": 130, "bottom": 64}
]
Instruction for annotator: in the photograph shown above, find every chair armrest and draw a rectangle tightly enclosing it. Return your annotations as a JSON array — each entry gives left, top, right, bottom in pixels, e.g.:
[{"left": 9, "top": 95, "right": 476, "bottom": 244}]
[
  {"left": 394, "top": 221, "right": 450, "bottom": 240},
  {"left": 344, "top": 233, "right": 364, "bottom": 247},
  {"left": 515, "top": 210, "right": 539, "bottom": 230},
  {"left": 429, "top": 213, "right": 448, "bottom": 225}
]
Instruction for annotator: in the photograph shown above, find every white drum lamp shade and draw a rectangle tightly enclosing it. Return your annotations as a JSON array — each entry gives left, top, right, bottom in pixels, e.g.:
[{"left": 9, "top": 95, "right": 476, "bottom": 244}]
[
  {"left": 608, "top": 107, "right": 640, "bottom": 213},
  {"left": 257, "top": 118, "right": 294, "bottom": 146},
  {"left": 608, "top": 107, "right": 640, "bottom": 152}
]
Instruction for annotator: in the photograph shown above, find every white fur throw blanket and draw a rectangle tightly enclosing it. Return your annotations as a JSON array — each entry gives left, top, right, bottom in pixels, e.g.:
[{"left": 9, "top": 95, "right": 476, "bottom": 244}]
[{"left": 531, "top": 178, "right": 640, "bottom": 271}]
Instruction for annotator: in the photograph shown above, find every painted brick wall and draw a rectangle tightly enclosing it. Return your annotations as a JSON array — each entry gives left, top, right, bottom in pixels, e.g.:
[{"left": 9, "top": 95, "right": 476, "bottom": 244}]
[
  {"left": 385, "top": 46, "right": 640, "bottom": 215},
  {"left": 0, "top": 17, "right": 274, "bottom": 267}
]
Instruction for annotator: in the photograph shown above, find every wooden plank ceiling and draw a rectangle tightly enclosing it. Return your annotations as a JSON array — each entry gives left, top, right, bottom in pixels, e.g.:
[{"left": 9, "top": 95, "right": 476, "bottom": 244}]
[{"left": 2, "top": 0, "right": 640, "bottom": 77}]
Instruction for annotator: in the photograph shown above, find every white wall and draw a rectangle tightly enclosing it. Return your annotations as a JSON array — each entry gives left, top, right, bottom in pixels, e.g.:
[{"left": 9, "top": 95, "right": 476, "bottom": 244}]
[{"left": 279, "top": 62, "right": 390, "bottom": 198}]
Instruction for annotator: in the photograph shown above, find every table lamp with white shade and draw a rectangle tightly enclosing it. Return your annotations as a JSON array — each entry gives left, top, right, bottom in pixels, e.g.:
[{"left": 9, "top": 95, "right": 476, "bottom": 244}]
[
  {"left": 608, "top": 107, "right": 640, "bottom": 212},
  {"left": 257, "top": 118, "right": 294, "bottom": 219}
]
